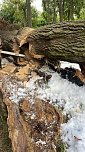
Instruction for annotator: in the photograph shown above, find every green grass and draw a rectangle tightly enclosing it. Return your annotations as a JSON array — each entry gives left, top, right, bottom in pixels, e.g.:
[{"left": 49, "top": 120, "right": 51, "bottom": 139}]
[{"left": 56, "top": 138, "right": 66, "bottom": 152}]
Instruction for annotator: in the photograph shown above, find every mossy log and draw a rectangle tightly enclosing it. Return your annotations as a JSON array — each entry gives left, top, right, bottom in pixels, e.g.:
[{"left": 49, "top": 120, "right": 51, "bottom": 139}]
[{"left": 27, "top": 21, "right": 85, "bottom": 64}]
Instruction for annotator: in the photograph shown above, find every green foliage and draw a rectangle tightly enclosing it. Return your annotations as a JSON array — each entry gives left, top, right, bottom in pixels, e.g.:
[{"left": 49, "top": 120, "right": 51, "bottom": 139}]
[
  {"left": 80, "top": 8, "right": 85, "bottom": 19},
  {"left": 37, "top": 13, "right": 47, "bottom": 26},
  {"left": 79, "top": 1, "right": 85, "bottom": 20},
  {"left": 0, "top": 0, "right": 26, "bottom": 26},
  {"left": 32, "top": 7, "right": 39, "bottom": 27},
  {"left": 0, "top": 0, "right": 44, "bottom": 27},
  {"left": 42, "top": 0, "right": 58, "bottom": 24},
  {"left": 56, "top": 139, "right": 66, "bottom": 152},
  {"left": 1, "top": 0, "right": 85, "bottom": 27},
  {"left": 42, "top": 0, "right": 85, "bottom": 23},
  {"left": 63, "top": 0, "right": 85, "bottom": 20}
]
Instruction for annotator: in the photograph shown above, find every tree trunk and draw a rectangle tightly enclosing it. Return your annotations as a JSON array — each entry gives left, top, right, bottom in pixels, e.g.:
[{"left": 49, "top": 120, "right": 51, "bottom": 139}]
[
  {"left": 0, "top": 19, "right": 33, "bottom": 65},
  {"left": 58, "top": 0, "right": 64, "bottom": 22},
  {"left": 0, "top": 26, "right": 33, "bottom": 54},
  {"left": 26, "top": 0, "right": 32, "bottom": 27},
  {"left": 53, "top": 0, "right": 57, "bottom": 24},
  {"left": 27, "top": 21, "right": 85, "bottom": 64},
  {"left": 1, "top": 20, "right": 85, "bottom": 65},
  {"left": 68, "top": 0, "right": 74, "bottom": 21},
  {"left": 47, "top": 0, "right": 51, "bottom": 24}
]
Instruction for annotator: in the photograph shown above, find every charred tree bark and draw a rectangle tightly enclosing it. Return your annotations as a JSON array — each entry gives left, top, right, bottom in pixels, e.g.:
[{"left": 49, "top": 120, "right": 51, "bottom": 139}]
[{"left": 27, "top": 21, "right": 85, "bottom": 64}]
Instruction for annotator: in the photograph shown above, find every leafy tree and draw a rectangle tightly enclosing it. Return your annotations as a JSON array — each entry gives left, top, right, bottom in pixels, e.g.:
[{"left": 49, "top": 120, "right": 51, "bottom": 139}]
[
  {"left": 61, "top": 0, "right": 85, "bottom": 21},
  {"left": 74, "top": 0, "right": 85, "bottom": 19},
  {"left": 42, "top": 0, "right": 59, "bottom": 24},
  {"left": 0, "top": 0, "right": 42, "bottom": 27},
  {"left": 0, "top": 0, "right": 26, "bottom": 25},
  {"left": 32, "top": 7, "right": 39, "bottom": 27},
  {"left": 42, "top": 0, "right": 85, "bottom": 23}
]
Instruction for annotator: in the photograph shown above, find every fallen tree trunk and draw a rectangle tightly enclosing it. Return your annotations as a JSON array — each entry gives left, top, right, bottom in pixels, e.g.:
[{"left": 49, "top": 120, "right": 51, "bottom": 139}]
[
  {"left": 0, "top": 19, "right": 34, "bottom": 65},
  {"left": 0, "top": 19, "right": 33, "bottom": 55},
  {"left": 1, "top": 20, "right": 85, "bottom": 71},
  {"left": 27, "top": 21, "right": 85, "bottom": 63},
  {"left": 0, "top": 28, "right": 33, "bottom": 54}
]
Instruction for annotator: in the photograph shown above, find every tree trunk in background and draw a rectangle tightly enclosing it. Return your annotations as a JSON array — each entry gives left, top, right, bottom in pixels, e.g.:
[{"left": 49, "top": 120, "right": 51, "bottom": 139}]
[
  {"left": 70, "top": 0, "right": 74, "bottom": 20},
  {"left": 53, "top": 0, "right": 57, "bottom": 23},
  {"left": 58, "top": 0, "right": 64, "bottom": 22},
  {"left": 68, "top": 0, "right": 74, "bottom": 21},
  {"left": 26, "top": 0, "right": 32, "bottom": 27},
  {"left": 27, "top": 21, "right": 85, "bottom": 64},
  {"left": 47, "top": 0, "right": 50, "bottom": 24}
]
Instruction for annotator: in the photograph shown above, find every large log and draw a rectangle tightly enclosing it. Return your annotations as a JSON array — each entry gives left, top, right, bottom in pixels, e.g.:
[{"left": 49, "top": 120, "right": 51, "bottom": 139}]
[
  {"left": 0, "top": 19, "right": 34, "bottom": 65},
  {"left": 1, "top": 20, "right": 85, "bottom": 72},
  {"left": 0, "top": 18, "right": 19, "bottom": 53},
  {"left": 27, "top": 21, "right": 85, "bottom": 64},
  {"left": 0, "top": 19, "right": 33, "bottom": 54}
]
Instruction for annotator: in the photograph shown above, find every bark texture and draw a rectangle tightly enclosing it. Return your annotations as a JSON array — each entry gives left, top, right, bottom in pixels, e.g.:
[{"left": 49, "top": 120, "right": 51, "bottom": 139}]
[
  {"left": 1, "top": 19, "right": 85, "bottom": 68},
  {"left": 27, "top": 21, "right": 85, "bottom": 63},
  {"left": 3, "top": 98, "right": 62, "bottom": 152},
  {"left": 0, "top": 18, "right": 20, "bottom": 53},
  {"left": 0, "top": 91, "right": 12, "bottom": 152}
]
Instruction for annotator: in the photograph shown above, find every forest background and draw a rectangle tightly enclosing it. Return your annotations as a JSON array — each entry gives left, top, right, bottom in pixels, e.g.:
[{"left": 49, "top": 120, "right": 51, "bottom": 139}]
[{"left": 0, "top": 0, "right": 85, "bottom": 28}]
